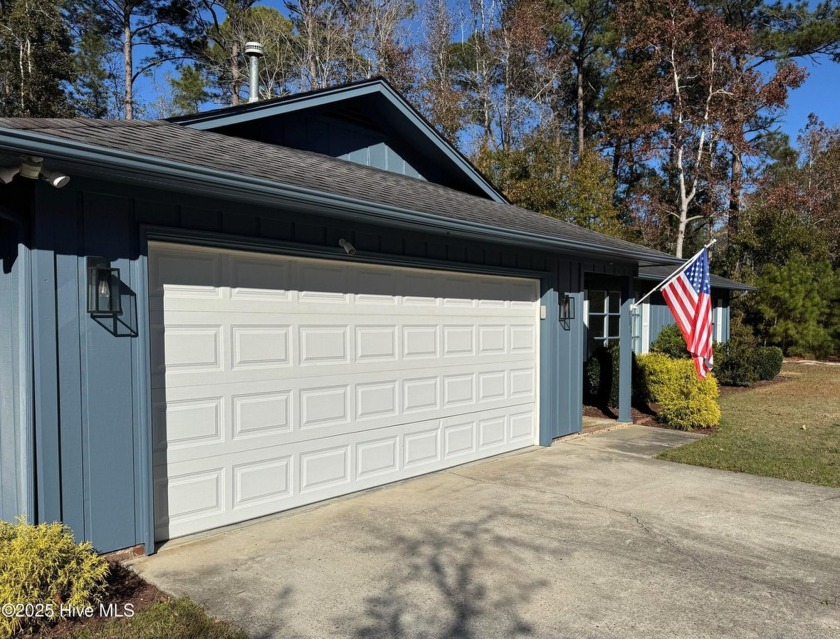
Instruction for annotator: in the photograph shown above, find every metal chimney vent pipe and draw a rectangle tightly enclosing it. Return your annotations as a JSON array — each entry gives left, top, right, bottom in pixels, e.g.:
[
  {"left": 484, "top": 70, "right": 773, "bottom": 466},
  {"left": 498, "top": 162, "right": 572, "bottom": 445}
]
[{"left": 244, "top": 42, "right": 264, "bottom": 104}]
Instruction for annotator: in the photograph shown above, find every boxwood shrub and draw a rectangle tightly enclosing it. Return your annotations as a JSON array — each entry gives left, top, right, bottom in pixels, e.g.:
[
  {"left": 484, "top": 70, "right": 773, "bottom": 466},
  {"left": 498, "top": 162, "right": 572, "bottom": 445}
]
[
  {"left": 713, "top": 338, "right": 758, "bottom": 387},
  {"left": 637, "top": 353, "right": 721, "bottom": 430},
  {"left": 754, "top": 346, "right": 784, "bottom": 381},
  {"left": 0, "top": 518, "right": 109, "bottom": 638},
  {"left": 650, "top": 324, "right": 691, "bottom": 359}
]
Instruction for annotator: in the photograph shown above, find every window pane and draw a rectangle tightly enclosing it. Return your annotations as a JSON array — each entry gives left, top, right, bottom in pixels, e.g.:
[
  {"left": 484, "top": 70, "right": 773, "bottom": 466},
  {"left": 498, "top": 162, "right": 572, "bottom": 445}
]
[
  {"left": 608, "top": 291, "right": 621, "bottom": 313},
  {"left": 608, "top": 316, "right": 620, "bottom": 338},
  {"left": 589, "top": 290, "right": 606, "bottom": 313}
]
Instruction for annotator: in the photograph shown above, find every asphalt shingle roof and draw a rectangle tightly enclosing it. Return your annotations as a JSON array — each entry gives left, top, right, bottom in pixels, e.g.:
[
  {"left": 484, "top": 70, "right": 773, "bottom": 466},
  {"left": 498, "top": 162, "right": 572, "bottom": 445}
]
[
  {"left": 0, "top": 117, "right": 678, "bottom": 264},
  {"left": 638, "top": 265, "right": 753, "bottom": 291}
]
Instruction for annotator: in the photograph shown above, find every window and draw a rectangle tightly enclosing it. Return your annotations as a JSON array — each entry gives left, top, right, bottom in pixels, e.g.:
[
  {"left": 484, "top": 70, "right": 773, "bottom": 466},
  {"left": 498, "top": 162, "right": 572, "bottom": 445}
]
[{"left": 587, "top": 289, "right": 621, "bottom": 352}]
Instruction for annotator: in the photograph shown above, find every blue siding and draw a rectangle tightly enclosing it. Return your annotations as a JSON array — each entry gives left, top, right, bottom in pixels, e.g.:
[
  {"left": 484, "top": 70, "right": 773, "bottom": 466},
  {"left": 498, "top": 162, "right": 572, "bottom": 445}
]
[
  {"left": 0, "top": 217, "right": 32, "bottom": 522},
  {"left": 644, "top": 290, "right": 731, "bottom": 349},
  {"left": 20, "top": 175, "right": 627, "bottom": 552},
  {"left": 219, "top": 112, "right": 428, "bottom": 181},
  {"left": 648, "top": 294, "right": 674, "bottom": 347}
]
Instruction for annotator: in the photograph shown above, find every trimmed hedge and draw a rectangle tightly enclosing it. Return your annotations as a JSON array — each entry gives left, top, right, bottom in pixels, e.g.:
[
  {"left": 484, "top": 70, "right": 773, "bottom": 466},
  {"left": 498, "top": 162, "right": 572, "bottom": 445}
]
[
  {"left": 0, "top": 518, "right": 109, "bottom": 638},
  {"left": 713, "top": 339, "right": 757, "bottom": 387},
  {"left": 650, "top": 324, "right": 691, "bottom": 359},
  {"left": 714, "top": 340, "right": 783, "bottom": 386},
  {"left": 754, "top": 346, "right": 784, "bottom": 381},
  {"left": 637, "top": 353, "right": 721, "bottom": 430}
]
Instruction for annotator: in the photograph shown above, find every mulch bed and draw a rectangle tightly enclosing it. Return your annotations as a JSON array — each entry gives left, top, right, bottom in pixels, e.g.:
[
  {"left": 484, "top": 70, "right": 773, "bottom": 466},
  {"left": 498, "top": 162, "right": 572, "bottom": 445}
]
[
  {"left": 37, "top": 562, "right": 168, "bottom": 638},
  {"left": 583, "top": 373, "right": 794, "bottom": 436},
  {"left": 583, "top": 402, "right": 718, "bottom": 435}
]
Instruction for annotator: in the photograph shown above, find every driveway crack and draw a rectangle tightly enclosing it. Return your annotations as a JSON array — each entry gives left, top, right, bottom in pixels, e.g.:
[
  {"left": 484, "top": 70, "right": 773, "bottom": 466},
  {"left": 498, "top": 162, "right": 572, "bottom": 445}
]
[{"left": 445, "top": 470, "right": 707, "bottom": 567}]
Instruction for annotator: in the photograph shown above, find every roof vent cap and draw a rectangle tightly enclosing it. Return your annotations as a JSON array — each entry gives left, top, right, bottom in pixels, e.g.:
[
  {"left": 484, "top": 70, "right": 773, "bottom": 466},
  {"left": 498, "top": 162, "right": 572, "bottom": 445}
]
[{"left": 244, "top": 42, "right": 264, "bottom": 58}]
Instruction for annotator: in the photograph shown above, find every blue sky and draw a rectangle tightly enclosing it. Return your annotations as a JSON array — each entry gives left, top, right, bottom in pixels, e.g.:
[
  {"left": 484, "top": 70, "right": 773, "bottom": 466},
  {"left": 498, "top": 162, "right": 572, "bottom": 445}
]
[{"left": 779, "top": 54, "right": 840, "bottom": 141}]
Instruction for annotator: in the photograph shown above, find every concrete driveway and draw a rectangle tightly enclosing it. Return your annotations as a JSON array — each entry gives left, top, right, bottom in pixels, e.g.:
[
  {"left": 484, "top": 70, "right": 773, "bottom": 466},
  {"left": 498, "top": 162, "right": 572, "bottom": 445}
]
[{"left": 131, "top": 426, "right": 840, "bottom": 639}]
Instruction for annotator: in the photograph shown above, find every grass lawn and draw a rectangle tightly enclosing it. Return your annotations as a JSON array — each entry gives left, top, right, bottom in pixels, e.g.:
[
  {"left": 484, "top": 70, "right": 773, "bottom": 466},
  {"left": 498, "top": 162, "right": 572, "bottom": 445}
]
[
  {"left": 659, "top": 361, "right": 840, "bottom": 487},
  {"left": 33, "top": 563, "right": 246, "bottom": 639},
  {"left": 68, "top": 599, "right": 247, "bottom": 639}
]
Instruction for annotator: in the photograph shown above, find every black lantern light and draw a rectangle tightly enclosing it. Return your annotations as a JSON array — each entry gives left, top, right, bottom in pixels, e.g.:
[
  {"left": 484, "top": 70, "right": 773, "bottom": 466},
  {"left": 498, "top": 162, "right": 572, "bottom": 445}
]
[
  {"left": 87, "top": 257, "right": 122, "bottom": 316},
  {"left": 560, "top": 293, "right": 575, "bottom": 321}
]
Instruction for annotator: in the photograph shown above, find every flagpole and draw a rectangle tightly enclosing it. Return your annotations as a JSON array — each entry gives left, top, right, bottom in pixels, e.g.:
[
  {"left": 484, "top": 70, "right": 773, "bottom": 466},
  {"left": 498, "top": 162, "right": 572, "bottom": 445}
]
[{"left": 630, "top": 238, "right": 717, "bottom": 311}]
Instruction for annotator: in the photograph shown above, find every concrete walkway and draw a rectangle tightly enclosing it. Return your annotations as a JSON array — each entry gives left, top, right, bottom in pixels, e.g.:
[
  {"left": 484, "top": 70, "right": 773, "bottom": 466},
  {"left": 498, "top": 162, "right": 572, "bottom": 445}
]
[{"left": 132, "top": 426, "right": 840, "bottom": 639}]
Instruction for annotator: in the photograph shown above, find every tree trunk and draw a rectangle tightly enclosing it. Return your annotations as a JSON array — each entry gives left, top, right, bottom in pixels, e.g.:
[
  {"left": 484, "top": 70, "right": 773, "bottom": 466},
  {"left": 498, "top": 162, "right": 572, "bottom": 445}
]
[
  {"left": 728, "top": 148, "right": 742, "bottom": 237},
  {"left": 231, "top": 40, "right": 240, "bottom": 106},
  {"left": 123, "top": 22, "right": 132, "bottom": 119},
  {"left": 576, "top": 56, "right": 585, "bottom": 158}
]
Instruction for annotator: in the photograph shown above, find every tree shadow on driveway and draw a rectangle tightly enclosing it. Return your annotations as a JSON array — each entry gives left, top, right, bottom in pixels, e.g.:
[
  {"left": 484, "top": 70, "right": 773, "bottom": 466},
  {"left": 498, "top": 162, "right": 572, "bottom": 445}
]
[{"left": 342, "top": 508, "right": 558, "bottom": 639}]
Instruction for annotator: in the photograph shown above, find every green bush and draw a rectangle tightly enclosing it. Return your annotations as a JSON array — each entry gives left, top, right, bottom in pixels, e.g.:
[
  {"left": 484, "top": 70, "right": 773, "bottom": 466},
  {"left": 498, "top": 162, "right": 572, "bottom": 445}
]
[
  {"left": 584, "top": 345, "right": 620, "bottom": 406},
  {"left": 584, "top": 344, "right": 645, "bottom": 407},
  {"left": 583, "top": 351, "right": 602, "bottom": 400},
  {"left": 0, "top": 518, "right": 109, "bottom": 638},
  {"left": 714, "top": 338, "right": 759, "bottom": 387},
  {"left": 754, "top": 346, "right": 783, "bottom": 381},
  {"left": 637, "top": 353, "right": 721, "bottom": 430},
  {"left": 650, "top": 324, "right": 691, "bottom": 359}
]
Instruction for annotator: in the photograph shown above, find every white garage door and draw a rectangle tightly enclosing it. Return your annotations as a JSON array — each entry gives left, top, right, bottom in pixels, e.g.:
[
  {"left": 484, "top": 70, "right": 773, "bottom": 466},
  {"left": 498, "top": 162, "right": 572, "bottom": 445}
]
[{"left": 150, "top": 243, "right": 539, "bottom": 541}]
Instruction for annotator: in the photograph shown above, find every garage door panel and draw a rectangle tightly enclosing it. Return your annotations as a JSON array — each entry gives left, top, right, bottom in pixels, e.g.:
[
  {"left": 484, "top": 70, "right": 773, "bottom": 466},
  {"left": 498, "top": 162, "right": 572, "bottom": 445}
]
[
  {"left": 152, "top": 352, "right": 535, "bottom": 391},
  {"left": 155, "top": 406, "right": 527, "bottom": 540},
  {"left": 151, "top": 243, "right": 539, "bottom": 541},
  {"left": 153, "top": 363, "right": 535, "bottom": 466}
]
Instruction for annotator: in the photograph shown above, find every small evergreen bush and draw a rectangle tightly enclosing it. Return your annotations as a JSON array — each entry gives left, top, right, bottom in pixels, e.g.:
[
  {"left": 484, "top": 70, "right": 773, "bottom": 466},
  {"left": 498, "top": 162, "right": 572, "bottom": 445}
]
[
  {"left": 714, "top": 338, "right": 759, "bottom": 387},
  {"left": 754, "top": 346, "right": 783, "bottom": 381},
  {"left": 584, "top": 352, "right": 602, "bottom": 400},
  {"left": 637, "top": 353, "right": 721, "bottom": 430},
  {"left": 650, "top": 324, "right": 691, "bottom": 359},
  {"left": 0, "top": 518, "right": 109, "bottom": 638},
  {"left": 584, "top": 344, "right": 643, "bottom": 407}
]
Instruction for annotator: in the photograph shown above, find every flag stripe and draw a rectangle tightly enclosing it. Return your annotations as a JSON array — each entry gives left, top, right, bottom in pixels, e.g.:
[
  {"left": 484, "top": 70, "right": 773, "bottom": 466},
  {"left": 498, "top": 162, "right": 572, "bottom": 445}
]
[{"left": 659, "top": 249, "right": 714, "bottom": 379}]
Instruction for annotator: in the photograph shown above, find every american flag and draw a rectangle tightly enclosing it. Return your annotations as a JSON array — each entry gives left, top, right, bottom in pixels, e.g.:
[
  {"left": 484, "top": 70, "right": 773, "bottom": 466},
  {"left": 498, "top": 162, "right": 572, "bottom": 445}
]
[{"left": 661, "top": 249, "right": 714, "bottom": 379}]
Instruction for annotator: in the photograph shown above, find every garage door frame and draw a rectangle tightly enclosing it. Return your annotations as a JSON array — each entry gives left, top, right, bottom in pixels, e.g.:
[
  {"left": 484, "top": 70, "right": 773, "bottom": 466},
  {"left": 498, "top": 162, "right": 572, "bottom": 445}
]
[{"left": 137, "top": 225, "right": 556, "bottom": 550}]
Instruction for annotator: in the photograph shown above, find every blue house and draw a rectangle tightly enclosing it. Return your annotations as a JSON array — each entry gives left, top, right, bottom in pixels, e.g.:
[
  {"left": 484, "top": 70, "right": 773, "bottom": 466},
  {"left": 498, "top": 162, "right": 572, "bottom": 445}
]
[
  {"left": 1, "top": 78, "right": 687, "bottom": 554},
  {"left": 582, "top": 266, "right": 751, "bottom": 356}
]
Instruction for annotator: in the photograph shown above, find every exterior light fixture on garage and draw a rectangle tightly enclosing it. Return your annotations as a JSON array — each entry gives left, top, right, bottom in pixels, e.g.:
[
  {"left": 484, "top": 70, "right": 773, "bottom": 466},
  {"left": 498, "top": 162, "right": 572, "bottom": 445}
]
[
  {"left": 0, "top": 156, "right": 70, "bottom": 187},
  {"left": 560, "top": 293, "right": 575, "bottom": 321},
  {"left": 87, "top": 257, "right": 122, "bottom": 316},
  {"left": 0, "top": 165, "right": 20, "bottom": 184},
  {"left": 339, "top": 238, "right": 357, "bottom": 255}
]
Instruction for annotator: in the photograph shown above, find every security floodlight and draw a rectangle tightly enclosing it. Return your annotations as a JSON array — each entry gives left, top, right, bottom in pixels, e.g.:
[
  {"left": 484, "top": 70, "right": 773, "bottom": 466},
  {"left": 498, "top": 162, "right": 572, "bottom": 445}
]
[{"left": 40, "top": 168, "right": 70, "bottom": 188}]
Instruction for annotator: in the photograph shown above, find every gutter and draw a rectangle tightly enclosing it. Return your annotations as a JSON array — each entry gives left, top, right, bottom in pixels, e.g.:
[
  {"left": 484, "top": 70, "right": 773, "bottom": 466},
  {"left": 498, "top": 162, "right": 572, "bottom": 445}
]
[
  {"left": 0, "top": 127, "right": 680, "bottom": 266},
  {"left": 635, "top": 272, "right": 755, "bottom": 292}
]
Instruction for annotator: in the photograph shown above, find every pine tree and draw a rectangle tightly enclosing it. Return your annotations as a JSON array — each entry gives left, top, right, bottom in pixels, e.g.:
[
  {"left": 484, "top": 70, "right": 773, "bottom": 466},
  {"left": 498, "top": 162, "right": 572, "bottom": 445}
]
[{"left": 0, "top": 0, "right": 76, "bottom": 117}]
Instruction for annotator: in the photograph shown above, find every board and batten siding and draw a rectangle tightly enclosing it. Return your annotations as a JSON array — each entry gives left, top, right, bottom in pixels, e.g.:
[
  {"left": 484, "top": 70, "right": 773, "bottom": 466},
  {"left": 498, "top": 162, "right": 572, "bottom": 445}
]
[
  {"left": 216, "top": 113, "right": 429, "bottom": 182},
  {"left": 0, "top": 216, "right": 33, "bottom": 523},
  {"left": 19, "top": 175, "right": 631, "bottom": 553},
  {"left": 640, "top": 290, "right": 731, "bottom": 353}
]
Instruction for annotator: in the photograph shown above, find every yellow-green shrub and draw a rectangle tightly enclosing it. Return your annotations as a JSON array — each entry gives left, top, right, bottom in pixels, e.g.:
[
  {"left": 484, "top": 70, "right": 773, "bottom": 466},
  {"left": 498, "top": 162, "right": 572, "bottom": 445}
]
[
  {"left": 637, "top": 353, "right": 721, "bottom": 430},
  {"left": 0, "top": 518, "right": 109, "bottom": 638}
]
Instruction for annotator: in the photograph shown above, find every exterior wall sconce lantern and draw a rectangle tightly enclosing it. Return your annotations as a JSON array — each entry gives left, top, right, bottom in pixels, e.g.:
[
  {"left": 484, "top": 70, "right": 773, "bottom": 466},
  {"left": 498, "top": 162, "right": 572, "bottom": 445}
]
[
  {"left": 560, "top": 293, "right": 575, "bottom": 321},
  {"left": 87, "top": 257, "right": 122, "bottom": 316}
]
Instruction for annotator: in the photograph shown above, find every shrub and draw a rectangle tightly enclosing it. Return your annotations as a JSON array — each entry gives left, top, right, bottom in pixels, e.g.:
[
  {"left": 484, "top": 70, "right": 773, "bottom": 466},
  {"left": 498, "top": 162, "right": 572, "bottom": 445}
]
[
  {"left": 650, "top": 324, "right": 691, "bottom": 359},
  {"left": 583, "top": 352, "right": 602, "bottom": 400},
  {"left": 584, "top": 344, "right": 643, "bottom": 407},
  {"left": 637, "top": 353, "right": 721, "bottom": 430},
  {"left": 584, "top": 345, "right": 619, "bottom": 406},
  {"left": 714, "top": 338, "right": 759, "bottom": 387},
  {"left": 0, "top": 518, "right": 109, "bottom": 638},
  {"left": 754, "top": 346, "right": 783, "bottom": 381}
]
